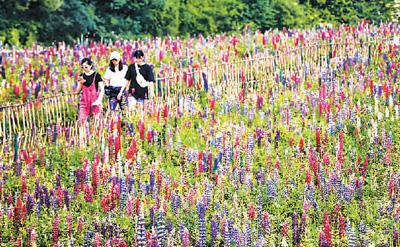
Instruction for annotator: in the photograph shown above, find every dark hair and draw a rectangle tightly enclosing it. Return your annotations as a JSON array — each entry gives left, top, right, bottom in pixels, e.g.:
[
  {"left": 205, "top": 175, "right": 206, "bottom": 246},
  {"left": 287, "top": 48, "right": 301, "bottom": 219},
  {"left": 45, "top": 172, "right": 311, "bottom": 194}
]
[
  {"left": 109, "top": 60, "right": 123, "bottom": 72},
  {"left": 133, "top": 50, "right": 144, "bottom": 58},
  {"left": 80, "top": 58, "right": 93, "bottom": 66}
]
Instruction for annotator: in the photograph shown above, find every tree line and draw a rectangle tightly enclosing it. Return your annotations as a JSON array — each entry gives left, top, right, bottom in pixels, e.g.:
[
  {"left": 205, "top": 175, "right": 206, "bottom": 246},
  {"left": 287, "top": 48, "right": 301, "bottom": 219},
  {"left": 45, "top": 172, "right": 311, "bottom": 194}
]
[{"left": 0, "top": 0, "right": 395, "bottom": 46}]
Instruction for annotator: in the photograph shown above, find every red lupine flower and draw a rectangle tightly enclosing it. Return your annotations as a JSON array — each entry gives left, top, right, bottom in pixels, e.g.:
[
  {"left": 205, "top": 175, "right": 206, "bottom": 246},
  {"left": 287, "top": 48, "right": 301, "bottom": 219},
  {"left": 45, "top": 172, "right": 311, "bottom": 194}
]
[
  {"left": 14, "top": 84, "right": 20, "bottom": 97},
  {"left": 85, "top": 184, "right": 93, "bottom": 202},
  {"left": 126, "top": 139, "right": 137, "bottom": 160},
  {"left": 127, "top": 196, "right": 133, "bottom": 216},
  {"left": 94, "top": 233, "right": 101, "bottom": 247},
  {"left": 281, "top": 221, "right": 289, "bottom": 238},
  {"left": 67, "top": 214, "right": 73, "bottom": 238},
  {"left": 138, "top": 120, "right": 145, "bottom": 140},
  {"left": 117, "top": 115, "right": 122, "bottom": 135},
  {"left": 114, "top": 135, "right": 121, "bottom": 158},
  {"left": 339, "top": 215, "right": 346, "bottom": 238},
  {"left": 306, "top": 170, "right": 312, "bottom": 186},
  {"left": 92, "top": 161, "right": 99, "bottom": 193},
  {"left": 316, "top": 128, "right": 321, "bottom": 148},
  {"left": 323, "top": 212, "right": 332, "bottom": 245},
  {"left": 299, "top": 137, "right": 305, "bottom": 153},
  {"left": 163, "top": 103, "right": 169, "bottom": 121},
  {"left": 248, "top": 203, "right": 256, "bottom": 220},
  {"left": 118, "top": 239, "right": 128, "bottom": 247},
  {"left": 21, "top": 175, "right": 27, "bottom": 194},
  {"left": 77, "top": 217, "right": 83, "bottom": 235},
  {"left": 209, "top": 98, "right": 216, "bottom": 111},
  {"left": 52, "top": 216, "right": 60, "bottom": 246},
  {"left": 136, "top": 198, "right": 141, "bottom": 216}
]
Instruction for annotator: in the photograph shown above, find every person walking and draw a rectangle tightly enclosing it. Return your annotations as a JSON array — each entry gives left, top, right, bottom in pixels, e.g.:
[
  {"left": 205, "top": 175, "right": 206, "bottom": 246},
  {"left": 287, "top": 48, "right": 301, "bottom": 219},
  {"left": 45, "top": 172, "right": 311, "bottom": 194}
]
[
  {"left": 75, "top": 58, "right": 104, "bottom": 123},
  {"left": 103, "top": 51, "right": 128, "bottom": 113},
  {"left": 125, "top": 50, "right": 155, "bottom": 110}
]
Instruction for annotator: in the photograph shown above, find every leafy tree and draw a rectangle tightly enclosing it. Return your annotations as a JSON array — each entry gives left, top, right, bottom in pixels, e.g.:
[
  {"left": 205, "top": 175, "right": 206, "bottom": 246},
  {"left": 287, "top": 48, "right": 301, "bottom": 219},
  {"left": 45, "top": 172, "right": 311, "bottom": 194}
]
[
  {"left": 0, "top": 0, "right": 395, "bottom": 46},
  {"left": 242, "top": 0, "right": 277, "bottom": 31},
  {"left": 272, "top": 0, "right": 306, "bottom": 29}
]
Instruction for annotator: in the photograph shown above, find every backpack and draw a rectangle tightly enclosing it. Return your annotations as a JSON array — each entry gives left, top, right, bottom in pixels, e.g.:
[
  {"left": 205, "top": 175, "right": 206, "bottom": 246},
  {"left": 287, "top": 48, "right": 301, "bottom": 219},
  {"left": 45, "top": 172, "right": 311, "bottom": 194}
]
[{"left": 135, "top": 63, "right": 148, "bottom": 88}]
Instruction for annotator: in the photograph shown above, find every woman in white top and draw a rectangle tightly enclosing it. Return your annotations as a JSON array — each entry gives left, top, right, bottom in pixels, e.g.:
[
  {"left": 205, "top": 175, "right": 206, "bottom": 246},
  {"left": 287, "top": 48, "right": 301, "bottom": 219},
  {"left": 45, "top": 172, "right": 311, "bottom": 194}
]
[{"left": 103, "top": 51, "right": 129, "bottom": 112}]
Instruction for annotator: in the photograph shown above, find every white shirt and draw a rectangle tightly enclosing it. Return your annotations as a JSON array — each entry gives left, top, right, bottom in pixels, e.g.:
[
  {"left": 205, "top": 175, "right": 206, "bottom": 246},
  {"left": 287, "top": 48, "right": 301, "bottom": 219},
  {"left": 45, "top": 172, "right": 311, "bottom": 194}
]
[{"left": 104, "top": 65, "right": 128, "bottom": 87}]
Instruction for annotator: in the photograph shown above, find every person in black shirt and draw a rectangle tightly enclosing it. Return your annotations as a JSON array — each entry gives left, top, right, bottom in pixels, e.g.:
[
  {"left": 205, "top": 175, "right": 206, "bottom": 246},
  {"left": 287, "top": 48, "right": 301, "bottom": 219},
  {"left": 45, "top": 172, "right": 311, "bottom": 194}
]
[{"left": 125, "top": 50, "right": 155, "bottom": 104}]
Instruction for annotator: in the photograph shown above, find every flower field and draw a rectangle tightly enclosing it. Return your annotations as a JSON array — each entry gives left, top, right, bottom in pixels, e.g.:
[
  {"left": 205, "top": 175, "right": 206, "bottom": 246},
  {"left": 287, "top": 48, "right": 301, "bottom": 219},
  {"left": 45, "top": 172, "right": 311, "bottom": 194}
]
[{"left": 1, "top": 22, "right": 400, "bottom": 246}]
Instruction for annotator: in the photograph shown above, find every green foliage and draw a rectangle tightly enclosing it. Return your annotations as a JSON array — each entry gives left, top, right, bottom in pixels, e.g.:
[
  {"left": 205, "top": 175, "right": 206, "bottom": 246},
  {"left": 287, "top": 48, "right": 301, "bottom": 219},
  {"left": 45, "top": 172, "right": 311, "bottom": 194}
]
[{"left": 0, "top": 0, "right": 395, "bottom": 46}]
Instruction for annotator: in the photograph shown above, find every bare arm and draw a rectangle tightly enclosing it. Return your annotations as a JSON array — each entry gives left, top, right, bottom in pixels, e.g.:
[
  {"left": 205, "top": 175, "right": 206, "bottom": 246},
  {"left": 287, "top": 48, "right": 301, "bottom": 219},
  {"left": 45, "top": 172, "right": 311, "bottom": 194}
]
[
  {"left": 75, "top": 77, "right": 84, "bottom": 94},
  {"left": 93, "top": 81, "right": 104, "bottom": 105}
]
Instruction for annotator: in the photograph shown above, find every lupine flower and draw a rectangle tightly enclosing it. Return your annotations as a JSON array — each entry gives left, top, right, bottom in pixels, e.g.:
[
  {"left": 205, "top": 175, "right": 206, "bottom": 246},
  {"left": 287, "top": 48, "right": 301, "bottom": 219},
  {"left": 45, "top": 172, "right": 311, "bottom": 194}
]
[
  {"left": 83, "top": 231, "right": 94, "bottom": 247},
  {"left": 346, "top": 220, "right": 357, "bottom": 247},
  {"left": 300, "top": 211, "right": 306, "bottom": 238},
  {"left": 211, "top": 219, "right": 219, "bottom": 245},
  {"left": 231, "top": 226, "right": 240, "bottom": 246},
  {"left": 52, "top": 216, "right": 60, "bottom": 246},
  {"left": 292, "top": 212, "right": 300, "bottom": 245},
  {"left": 267, "top": 179, "right": 277, "bottom": 200},
  {"left": 339, "top": 215, "right": 346, "bottom": 239},
  {"left": 358, "top": 222, "right": 369, "bottom": 246},
  {"left": 120, "top": 178, "right": 127, "bottom": 211},
  {"left": 223, "top": 223, "right": 231, "bottom": 247},
  {"left": 26, "top": 194, "right": 34, "bottom": 214},
  {"left": 94, "top": 232, "right": 102, "bottom": 247},
  {"left": 137, "top": 209, "right": 147, "bottom": 247},
  {"left": 157, "top": 210, "right": 167, "bottom": 247},
  {"left": 197, "top": 202, "right": 206, "bottom": 247}
]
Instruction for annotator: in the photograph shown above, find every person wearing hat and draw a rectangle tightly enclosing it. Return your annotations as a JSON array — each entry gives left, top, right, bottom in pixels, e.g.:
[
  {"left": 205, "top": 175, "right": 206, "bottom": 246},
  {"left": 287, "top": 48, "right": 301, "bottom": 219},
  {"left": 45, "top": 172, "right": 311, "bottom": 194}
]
[{"left": 103, "top": 51, "right": 129, "bottom": 112}]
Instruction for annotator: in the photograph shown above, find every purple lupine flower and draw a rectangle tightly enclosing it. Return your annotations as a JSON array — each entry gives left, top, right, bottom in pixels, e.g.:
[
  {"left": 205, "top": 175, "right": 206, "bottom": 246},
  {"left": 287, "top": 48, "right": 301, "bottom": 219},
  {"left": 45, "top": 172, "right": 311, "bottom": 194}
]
[
  {"left": 150, "top": 206, "right": 155, "bottom": 227},
  {"left": 203, "top": 184, "right": 211, "bottom": 208},
  {"left": 211, "top": 219, "right": 219, "bottom": 245},
  {"left": 223, "top": 143, "right": 233, "bottom": 166},
  {"left": 292, "top": 212, "right": 300, "bottom": 246},
  {"left": 267, "top": 179, "right": 276, "bottom": 200},
  {"left": 127, "top": 176, "right": 135, "bottom": 194},
  {"left": 223, "top": 223, "right": 231, "bottom": 247},
  {"left": 300, "top": 211, "right": 306, "bottom": 238},
  {"left": 245, "top": 223, "right": 252, "bottom": 246},
  {"left": 52, "top": 198, "right": 58, "bottom": 214},
  {"left": 180, "top": 222, "right": 186, "bottom": 246},
  {"left": 167, "top": 219, "right": 173, "bottom": 234},
  {"left": 197, "top": 202, "right": 206, "bottom": 247},
  {"left": 307, "top": 183, "right": 317, "bottom": 209},
  {"left": 137, "top": 210, "right": 147, "bottom": 247},
  {"left": 36, "top": 198, "right": 42, "bottom": 218},
  {"left": 26, "top": 194, "right": 34, "bottom": 214},
  {"left": 120, "top": 177, "right": 127, "bottom": 211},
  {"left": 171, "top": 193, "right": 181, "bottom": 213},
  {"left": 83, "top": 231, "right": 93, "bottom": 247},
  {"left": 149, "top": 170, "right": 155, "bottom": 192},
  {"left": 394, "top": 226, "right": 398, "bottom": 247},
  {"left": 359, "top": 222, "right": 369, "bottom": 246},
  {"left": 157, "top": 210, "right": 166, "bottom": 247},
  {"left": 42, "top": 186, "right": 51, "bottom": 208},
  {"left": 346, "top": 220, "right": 357, "bottom": 247},
  {"left": 55, "top": 172, "right": 61, "bottom": 188},
  {"left": 63, "top": 189, "right": 70, "bottom": 210},
  {"left": 34, "top": 179, "right": 41, "bottom": 200},
  {"left": 231, "top": 227, "right": 240, "bottom": 246}
]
